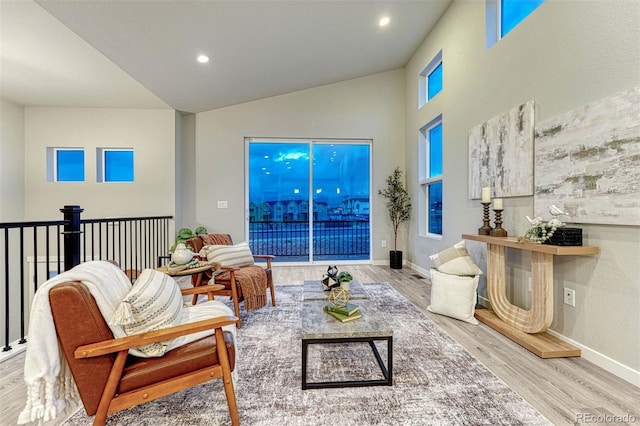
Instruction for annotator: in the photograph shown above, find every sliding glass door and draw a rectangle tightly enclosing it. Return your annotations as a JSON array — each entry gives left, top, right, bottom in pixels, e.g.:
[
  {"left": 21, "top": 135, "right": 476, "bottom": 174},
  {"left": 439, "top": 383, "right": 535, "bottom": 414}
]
[{"left": 247, "top": 139, "right": 371, "bottom": 263}]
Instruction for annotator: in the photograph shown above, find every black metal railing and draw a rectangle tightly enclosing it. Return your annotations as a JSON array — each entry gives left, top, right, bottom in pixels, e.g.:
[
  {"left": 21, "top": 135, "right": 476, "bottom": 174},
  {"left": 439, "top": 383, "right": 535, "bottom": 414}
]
[
  {"left": 0, "top": 206, "right": 173, "bottom": 354},
  {"left": 249, "top": 220, "right": 370, "bottom": 261}
]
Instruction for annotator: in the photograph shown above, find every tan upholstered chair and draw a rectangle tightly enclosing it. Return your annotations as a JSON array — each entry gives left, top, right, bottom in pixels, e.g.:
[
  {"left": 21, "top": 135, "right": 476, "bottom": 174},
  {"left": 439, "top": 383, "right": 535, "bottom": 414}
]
[
  {"left": 187, "top": 233, "right": 275, "bottom": 328},
  {"left": 49, "top": 281, "right": 239, "bottom": 426}
]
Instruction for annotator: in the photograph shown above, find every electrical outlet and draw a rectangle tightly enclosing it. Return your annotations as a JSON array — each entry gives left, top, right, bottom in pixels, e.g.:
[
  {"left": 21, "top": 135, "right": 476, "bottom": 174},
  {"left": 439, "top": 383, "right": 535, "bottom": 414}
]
[
  {"left": 381, "top": 240, "right": 387, "bottom": 248},
  {"left": 563, "top": 288, "right": 575, "bottom": 307}
]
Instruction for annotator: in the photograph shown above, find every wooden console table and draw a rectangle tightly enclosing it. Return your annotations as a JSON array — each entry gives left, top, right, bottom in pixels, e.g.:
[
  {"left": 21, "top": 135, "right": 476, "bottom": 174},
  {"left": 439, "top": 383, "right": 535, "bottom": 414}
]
[{"left": 462, "top": 234, "right": 599, "bottom": 358}]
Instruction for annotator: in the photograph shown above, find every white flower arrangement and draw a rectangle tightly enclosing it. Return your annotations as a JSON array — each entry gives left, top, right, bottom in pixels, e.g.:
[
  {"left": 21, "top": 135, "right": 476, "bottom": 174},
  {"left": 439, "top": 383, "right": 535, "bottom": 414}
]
[
  {"left": 524, "top": 218, "right": 565, "bottom": 243},
  {"left": 523, "top": 205, "right": 568, "bottom": 244}
]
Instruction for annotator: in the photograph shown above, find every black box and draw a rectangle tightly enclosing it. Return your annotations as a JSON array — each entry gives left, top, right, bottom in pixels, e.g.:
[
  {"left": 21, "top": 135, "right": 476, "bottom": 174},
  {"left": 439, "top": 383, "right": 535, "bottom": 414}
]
[{"left": 543, "top": 227, "right": 583, "bottom": 246}]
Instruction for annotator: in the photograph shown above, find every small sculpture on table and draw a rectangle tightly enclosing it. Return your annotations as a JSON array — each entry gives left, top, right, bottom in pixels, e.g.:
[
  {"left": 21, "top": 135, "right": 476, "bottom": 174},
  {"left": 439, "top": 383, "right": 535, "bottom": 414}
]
[{"left": 328, "top": 287, "right": 350, "bottom": 308}]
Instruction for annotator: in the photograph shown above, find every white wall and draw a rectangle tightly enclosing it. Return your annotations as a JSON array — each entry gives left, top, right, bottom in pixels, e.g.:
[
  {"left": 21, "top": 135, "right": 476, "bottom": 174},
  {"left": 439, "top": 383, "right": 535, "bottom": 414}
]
[
  {"left": 24, "top": 107, "right": 176, "bottom": 219},
  {"left": 195, "top": 69, "right": 406, "bottom": 256},
  {"left": 405, "top": 1, "right": 639, "bottom": 378},
  {"left": 0, "top": 99, "right": 25, "bottom": 221}
]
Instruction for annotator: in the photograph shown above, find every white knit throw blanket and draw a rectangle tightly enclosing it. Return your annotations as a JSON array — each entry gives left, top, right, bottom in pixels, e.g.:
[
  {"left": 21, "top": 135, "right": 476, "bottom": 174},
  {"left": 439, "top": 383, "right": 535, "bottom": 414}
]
[{"left": 18, "top": 261, "right": 132, "bottom": 425}]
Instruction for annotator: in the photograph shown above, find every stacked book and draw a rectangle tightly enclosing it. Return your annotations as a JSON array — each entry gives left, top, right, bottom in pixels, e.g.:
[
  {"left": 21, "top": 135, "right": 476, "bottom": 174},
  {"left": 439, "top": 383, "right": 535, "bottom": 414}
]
[{"left": 323, "top": 303, "right": 361, "bottom": 322}]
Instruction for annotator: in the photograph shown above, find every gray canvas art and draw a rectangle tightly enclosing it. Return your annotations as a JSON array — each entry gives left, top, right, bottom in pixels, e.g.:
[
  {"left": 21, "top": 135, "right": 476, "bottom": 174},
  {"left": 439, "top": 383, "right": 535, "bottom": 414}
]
[
  {"left": 468, "top": 101, "right": 535, "bottom": 199},
  {"left": 534, "top": 86, "right": 640, "bottom": 226}
]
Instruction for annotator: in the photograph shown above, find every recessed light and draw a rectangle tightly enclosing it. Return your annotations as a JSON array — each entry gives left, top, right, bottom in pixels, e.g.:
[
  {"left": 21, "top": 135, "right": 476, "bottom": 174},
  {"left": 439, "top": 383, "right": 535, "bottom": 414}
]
[
  {"left": 379, "top": 17, "right": 390, "bottom": 27},
  {"left": 197, "top": 54, "right": 209, "bottom": 63}
]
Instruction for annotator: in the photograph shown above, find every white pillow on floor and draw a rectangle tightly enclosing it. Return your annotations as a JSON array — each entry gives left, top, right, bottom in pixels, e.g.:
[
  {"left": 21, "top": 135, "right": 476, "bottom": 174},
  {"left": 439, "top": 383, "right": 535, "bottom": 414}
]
[{"left": 427, "top": 269, "right": 479, "bottom": 325}]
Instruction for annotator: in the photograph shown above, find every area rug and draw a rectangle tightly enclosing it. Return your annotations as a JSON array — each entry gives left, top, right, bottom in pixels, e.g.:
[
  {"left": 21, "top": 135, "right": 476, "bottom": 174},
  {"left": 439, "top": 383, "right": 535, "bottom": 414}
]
[{"left": 64, "top": 283, "right": 551, "bottom": 425}]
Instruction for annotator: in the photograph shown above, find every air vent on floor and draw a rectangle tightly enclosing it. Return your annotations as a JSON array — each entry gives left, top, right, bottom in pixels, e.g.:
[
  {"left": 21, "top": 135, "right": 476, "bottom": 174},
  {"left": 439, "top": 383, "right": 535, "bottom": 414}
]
[{"left": 412, "top": 274, "right": 426, "bottom": 280}]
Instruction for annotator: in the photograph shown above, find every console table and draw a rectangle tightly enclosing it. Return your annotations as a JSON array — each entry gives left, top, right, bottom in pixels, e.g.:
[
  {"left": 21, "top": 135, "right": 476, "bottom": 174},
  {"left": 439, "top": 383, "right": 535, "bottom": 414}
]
[{"left": 462, "top": 234, "right": 599, "bottom": 358}]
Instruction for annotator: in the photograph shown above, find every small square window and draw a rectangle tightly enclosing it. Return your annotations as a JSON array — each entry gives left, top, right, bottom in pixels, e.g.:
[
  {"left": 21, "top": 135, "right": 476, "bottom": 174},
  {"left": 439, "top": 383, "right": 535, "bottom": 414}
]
[
  {"left": 97, "top": 148, "right": 134, "bottom": 182},
  {"left": 47, "top": 148, "right": 84, "bottom": 182}
]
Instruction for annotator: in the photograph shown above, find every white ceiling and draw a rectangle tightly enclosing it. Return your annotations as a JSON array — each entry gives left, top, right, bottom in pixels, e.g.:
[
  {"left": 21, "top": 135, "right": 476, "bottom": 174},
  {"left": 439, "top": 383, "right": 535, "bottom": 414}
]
[{"left": 1, "top": 0, "right": 451, "bottom": 113}]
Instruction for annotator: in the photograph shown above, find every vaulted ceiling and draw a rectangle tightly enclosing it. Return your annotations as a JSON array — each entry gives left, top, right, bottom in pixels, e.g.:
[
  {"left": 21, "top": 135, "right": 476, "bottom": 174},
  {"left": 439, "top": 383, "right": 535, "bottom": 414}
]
[{"left": 1, "top": 0, "right": 451, "bottom": 113}]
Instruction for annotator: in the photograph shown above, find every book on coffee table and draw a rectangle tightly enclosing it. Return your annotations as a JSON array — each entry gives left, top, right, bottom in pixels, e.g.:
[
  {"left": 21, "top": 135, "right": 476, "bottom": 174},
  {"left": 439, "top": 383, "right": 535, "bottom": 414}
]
[
  {"left": 323, "top": 305, "right": 362, "bottom": 322},
  {"left": 324, "top": 303, "right": 359, "bottom": 316}
]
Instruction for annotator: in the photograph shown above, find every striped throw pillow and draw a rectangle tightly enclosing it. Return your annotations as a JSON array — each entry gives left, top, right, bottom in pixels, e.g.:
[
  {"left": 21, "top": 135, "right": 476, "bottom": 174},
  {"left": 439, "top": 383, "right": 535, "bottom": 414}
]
[
  {"left": 110, "top": 269, "right": 183, "bottom": 357},
  {"left": 202, "top": 241, "right": 255, "bottom": 268},
  {"left": 429, "top": 240, "right": 483, "bottom": 276}
]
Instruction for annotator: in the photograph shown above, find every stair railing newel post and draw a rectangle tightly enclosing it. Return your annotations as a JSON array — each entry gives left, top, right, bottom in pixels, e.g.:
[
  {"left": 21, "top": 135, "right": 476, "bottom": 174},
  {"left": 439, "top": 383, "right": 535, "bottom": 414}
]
[{"left": 61, "top": 205, "right": 84, "bottom": 271}]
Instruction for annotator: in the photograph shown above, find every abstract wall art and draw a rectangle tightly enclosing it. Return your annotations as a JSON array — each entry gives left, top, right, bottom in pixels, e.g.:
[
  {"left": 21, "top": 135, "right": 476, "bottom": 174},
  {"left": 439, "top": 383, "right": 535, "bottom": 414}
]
[
  {"left": 468, "top": 101, "right": 535, "bottom": 199},
  {"left": 534, "top": 86, "right": 640, "bottom": 226}
]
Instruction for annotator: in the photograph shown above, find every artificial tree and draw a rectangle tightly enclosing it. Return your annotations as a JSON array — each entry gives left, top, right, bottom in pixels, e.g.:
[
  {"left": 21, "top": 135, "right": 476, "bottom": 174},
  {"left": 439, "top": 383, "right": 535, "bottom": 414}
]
[{"left": 378, "top": 167, "right": 412, "bottom": 269}]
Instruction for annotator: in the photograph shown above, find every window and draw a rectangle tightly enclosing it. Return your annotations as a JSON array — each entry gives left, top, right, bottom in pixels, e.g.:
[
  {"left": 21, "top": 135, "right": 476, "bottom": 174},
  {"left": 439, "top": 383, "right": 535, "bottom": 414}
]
[
  {"left": 427, "top": 62, "right": 443, "bottom": 101},
  {"left": 501, "top": 0, "right": 544, "bottom": 37},
  {"left": 97, "top": 148, "right": 134, "bottom": 182},
  {"left": 486, "top": 0, "right": 544, "bottom": 48},
  {"left": 47, "top": 148, "right": 84, "bottom": 182},
  {"left": 246, "top": 139, "right": 371, "bottom": 262},
  {"left": 419, "top": 117, "right": 443, "bottom": 237},
  {"left": 418, "top": 50, "right": 443, "bottom": 108}
]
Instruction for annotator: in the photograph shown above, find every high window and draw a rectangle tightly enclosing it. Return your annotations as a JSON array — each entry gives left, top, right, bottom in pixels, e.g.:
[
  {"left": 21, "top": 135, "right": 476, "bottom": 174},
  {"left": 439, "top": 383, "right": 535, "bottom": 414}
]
[
  {"left": 486, "top": 0, "right": 544, "bottom": 48},
  {"left": 419, "top": 117, "right": 443, "bottom": 237},
  {"left": 418, "top": 50, "right": 443, "bottom": 108},
  {"left": 47, "top": 148, "right": 84, "bottom": 182},
  {"left": 97, "top": 148, "right": 134, "bottom": 182}
]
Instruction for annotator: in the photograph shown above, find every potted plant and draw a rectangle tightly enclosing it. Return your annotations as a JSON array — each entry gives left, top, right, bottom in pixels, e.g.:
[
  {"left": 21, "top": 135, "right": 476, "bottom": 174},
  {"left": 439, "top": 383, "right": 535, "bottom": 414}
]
[
  {"left": 337, "top": 271, "right": 353, "bottom": 291},
  {"left": 378, "top": 167, "right": 412, "bottom": 269}
]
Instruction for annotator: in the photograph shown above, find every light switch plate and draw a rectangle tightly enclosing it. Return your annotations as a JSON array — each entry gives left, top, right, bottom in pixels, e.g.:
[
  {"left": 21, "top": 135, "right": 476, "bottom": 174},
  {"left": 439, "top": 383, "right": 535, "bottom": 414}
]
[{"left": 217, "top": 201, "right": 228, "bottom": 209}]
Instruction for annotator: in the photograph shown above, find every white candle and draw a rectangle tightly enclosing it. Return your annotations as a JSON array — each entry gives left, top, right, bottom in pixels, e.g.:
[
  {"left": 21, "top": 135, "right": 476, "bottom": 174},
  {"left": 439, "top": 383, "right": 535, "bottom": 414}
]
[
  {"left": 481, "top": 187, "right": 491, "bottom": 203},
  {"left": 494, "top": 198, "right": 503, "bottom": 210}
]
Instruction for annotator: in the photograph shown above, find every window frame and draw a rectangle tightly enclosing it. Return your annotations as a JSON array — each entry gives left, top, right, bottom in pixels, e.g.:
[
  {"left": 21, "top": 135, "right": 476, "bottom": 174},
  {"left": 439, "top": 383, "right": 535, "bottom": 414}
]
[
  {"left": 418, "top": 50, "right": 443, "bottom": 109},
  {"left": 46, "top": 147, "right": 85, "bottom": 182},
  {"left": 418, "top": 116, "right": 443, "bottom": 239},
  {"left": 97, "top": 148, "right": 135, "bottom": 183}
]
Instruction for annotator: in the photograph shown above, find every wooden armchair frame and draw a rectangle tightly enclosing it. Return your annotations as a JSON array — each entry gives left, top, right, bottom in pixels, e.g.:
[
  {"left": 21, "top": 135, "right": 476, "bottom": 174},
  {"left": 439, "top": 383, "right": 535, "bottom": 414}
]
[
  {"left": 186, "top": 234, "right": 276, "bottom": 329},
  {"left": 51, "top": 283, "right": 240, "bottom": 426}
]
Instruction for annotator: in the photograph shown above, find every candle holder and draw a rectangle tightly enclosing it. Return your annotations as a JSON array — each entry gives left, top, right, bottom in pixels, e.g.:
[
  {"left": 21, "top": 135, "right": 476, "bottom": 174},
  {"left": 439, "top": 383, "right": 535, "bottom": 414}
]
[
  {"left": 490, "top": 209, "right": 508, "bottom": 237},
  {"left": 478, "top": 202, "right": 493, "bottom": 235}
]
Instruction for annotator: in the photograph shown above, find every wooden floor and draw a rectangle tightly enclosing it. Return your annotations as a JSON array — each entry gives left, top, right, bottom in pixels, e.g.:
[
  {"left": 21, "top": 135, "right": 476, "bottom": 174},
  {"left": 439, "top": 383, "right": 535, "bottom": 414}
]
[{"left": 2, "top": 265, "right": 638, "bottom": 425}]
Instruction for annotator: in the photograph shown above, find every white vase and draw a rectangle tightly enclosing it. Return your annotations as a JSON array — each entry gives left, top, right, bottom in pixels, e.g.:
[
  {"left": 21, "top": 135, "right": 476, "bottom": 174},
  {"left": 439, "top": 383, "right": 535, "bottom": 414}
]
[
  {"left": 171, "top": 243, "right": 195, "bottom": 265},
  {"left": 340, "top": 281, "right": 351, "bottom": 291}
]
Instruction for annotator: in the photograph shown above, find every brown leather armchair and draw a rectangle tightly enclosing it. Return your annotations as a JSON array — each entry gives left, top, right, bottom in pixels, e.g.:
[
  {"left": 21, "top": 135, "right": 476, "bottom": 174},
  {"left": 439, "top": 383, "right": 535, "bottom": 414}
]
[
  {"left": 186, "top": 234, "right": 275, "bottom": 328},
  {"left": 50, "top": 281, "right": 239, "bottom": 426}
]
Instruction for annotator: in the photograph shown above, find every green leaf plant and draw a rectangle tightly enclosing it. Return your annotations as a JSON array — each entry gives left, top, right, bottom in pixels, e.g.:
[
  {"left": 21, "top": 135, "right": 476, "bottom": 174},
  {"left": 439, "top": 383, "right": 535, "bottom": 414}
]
[{"left": 378, "top": 167, "right": 412, "bottom": 252}]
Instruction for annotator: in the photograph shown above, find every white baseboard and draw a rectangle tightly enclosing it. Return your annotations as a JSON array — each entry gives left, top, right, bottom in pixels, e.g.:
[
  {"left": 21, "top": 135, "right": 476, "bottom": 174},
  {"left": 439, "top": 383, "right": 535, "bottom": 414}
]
[{"left": 546, "top": 329, "right": 640, "bottom": 388}]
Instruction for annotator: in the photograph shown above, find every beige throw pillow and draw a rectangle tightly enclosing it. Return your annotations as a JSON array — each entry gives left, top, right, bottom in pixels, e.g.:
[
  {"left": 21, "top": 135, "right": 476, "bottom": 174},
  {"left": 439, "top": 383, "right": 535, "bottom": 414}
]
[
  {"left": 202, "top": 241, "right": 255, "bottom": 268},
  {"left": 110, "top": 269, "right": 183, "bottom": 357},
  {"left": 429, "top": 240, "right": 483, "bottom": 276}
]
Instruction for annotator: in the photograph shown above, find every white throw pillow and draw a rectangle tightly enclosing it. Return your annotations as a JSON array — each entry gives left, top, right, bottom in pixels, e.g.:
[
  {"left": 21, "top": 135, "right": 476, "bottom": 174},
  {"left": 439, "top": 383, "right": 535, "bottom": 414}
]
[
  {"left": 429, "top": 240, "right": 483, "bottom": 276},
  {"left": 202, "top": 241, "right": 255, "bottom": 268},
  {"left": 110, "top": 269, "right": 183, "bottom": 357},
  {"left": 427, "top": 269, "right": 479, "bottom": 325}
]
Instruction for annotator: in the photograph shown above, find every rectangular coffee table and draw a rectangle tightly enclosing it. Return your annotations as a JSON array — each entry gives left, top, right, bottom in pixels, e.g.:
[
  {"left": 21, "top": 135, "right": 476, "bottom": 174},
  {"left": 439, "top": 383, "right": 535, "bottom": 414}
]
[
  {"left": 303, "top": 279, "right": 369, "bottom": 301},
  {"left": 301, "top": 299, "right": 393, "bottom": 389}
]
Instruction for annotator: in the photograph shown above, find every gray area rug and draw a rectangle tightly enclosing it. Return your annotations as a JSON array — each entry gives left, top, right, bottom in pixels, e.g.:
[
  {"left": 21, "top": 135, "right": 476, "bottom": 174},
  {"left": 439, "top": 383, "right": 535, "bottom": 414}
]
[{"left": 64, "top": 283, "right": 551, "bottom": 425}]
